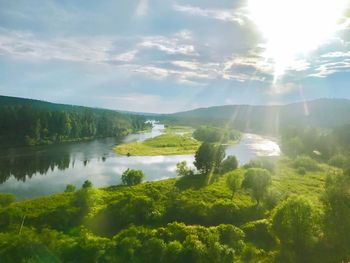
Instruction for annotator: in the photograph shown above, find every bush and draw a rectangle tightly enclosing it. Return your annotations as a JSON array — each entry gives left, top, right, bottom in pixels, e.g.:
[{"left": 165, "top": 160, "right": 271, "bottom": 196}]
[
  {"left": 82, "top": 180, "right": 93, "bottom": 189},
  {"left": 244, "top": 158, "right": 275, "bottom": 173},
  {"left": 328, "top": 154, "right": 348, "bottom": 168},
  {"left": 242, "top": 168, "right": 271, "bottom": 204},
  {"left": 226, "top": 171, "right": 242, "bottom": 197},
  {"left": 293, "top": 156, "right": 320, "bottom": 171},
  {"left": 121, "top": 169, "right": 144, "bottom": 186},
  {"left": 64, "top": 184, "right": 76, "bottom": 193},
  {"left": 176, "top": 161, "right": 195, "bottom": 177},
  {"left": 242, "top": 219, "right": 276, "bottom": 250},
  {"left": 221, "top": 156, "right": 238, "bottom": 173}
]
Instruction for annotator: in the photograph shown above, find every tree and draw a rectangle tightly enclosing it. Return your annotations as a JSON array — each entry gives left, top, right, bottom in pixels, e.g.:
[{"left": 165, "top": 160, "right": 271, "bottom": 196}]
[
  {"left": 176, "top": 161, "right": 194, "bottom": 177},
  {"left": 82, "top": 180, "right": 93, "bottom": 189},
  {"left": 272, "top": 197, "right": 320, "bottom": 262},
  {"left": 226, "top": 172, "right": 242, "bottom": 197},
  {"left": 121, "top": 169, "right": 144, "bottom": 186},
  {"left": 323, "top": 172, "right": 350, "bottom": 261},
  {"left": 242, "top": 168, "right": 271, "bottom": 204},
  {"left": 194, "top": 142, "right": 225, "bottom": 175},
  {"left": 64, "top": 184, "right": 76, "bottom": 193},
  {"left": 221, "top": 156, "right": 238, "bottom": 174}
]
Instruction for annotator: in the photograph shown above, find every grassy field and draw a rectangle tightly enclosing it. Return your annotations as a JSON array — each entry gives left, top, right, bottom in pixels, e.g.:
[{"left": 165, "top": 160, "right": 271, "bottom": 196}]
[
  {"left": 163, "top": 125, "right": 194, "bottom": 134},
  {"left": 114, "top": 133, "right": 200, "bottom": 156}
]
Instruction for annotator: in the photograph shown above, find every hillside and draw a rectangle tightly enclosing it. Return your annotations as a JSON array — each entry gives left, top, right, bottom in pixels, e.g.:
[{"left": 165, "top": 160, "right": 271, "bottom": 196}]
[
  {"left": 163, "top": 99, "right": 350, "bottom": 135},
  {"left": 0, "top": 96, "right": 149, "bottom": 148}
]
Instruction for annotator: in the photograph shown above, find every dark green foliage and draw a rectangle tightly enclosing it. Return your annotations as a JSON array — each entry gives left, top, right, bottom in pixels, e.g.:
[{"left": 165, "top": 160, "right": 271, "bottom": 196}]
[
  {"left": 272, "top": 197, "right": 320, "bottom": 262},
  {"left": 328, "top": 154, "right": 348, "bottom": 168},
  {"left": 323, "top": 172, "right": 350, "bottom": 262},
  {"left": 293, "top": 156, "right": 320, "bottom": 171},
  {"left": 194, "top": 142, "right": 225, "bottom": 175},
  {"left": 226, "top": 171, "right": 242, "bottom": 197},
  {"left": 64, "top": 184, "right": 76, "bottom": 193},
  {"left": 90, "top": 194, "right": 159, "bottom": 236},
  {"left": 220, "top": 155, "right": 238, "bottom": 173},
  {"left": 193, "top": 126, "right": 240, "bottom": 143},
  {"left": 243, "top": 158, "right": 275, "bottom": 173},
  {"left": 242, "top": 168, "right": 271, "bottom": 204},
  {"left": 176, "top": 161, "right": 194, "bottom": 177},
  {"left": 0, "top": 193, "right": 16, "bottom": 207},
  {"left": 242, "top": 219, "right": 276, "bottom": 250},
  {"left": 82, "top": 180, "right": 93, "bottom": 189},
  {"left": 0, "top": 99, "right": 149, "bottom": 147},
  {"left": 121, "top": 169, "right": 144, "bottom": 186}
]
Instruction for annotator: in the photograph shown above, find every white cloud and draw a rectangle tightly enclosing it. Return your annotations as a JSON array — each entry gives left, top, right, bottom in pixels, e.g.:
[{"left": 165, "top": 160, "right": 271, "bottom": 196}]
[
  {"left": 135, "top": 0, "right": 149, "bottom": 17},
  {"left": 309, "top": 60, "right": 350, "bottom": 78},
  {"left": 115, "top": 50, "right": 138, "bottom": 62},
  {"left": 173, "top": 4, "right": 245, "bottom": 25},
  {"left": 140, "top": 36, "right": 196, "bottom": 55},
  {"left": 321, "top": 51, "right": 350, "bottom": 58}
]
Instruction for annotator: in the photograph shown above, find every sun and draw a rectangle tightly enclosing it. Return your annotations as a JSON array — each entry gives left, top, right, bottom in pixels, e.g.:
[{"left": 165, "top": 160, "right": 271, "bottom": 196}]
[{"left": 248, "top": 0, "right": 348, "bottom": 82}]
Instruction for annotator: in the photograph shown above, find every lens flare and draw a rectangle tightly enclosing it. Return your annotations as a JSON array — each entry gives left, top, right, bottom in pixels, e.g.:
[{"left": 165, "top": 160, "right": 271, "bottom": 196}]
[{"left": 248, "top": 0, "right": 348, "bottom": 82}]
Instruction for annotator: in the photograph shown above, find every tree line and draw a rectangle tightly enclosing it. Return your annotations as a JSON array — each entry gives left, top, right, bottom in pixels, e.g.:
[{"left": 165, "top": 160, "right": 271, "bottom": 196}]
[{"left": 0, "top": 105, "right": 150, "bottom": 147}]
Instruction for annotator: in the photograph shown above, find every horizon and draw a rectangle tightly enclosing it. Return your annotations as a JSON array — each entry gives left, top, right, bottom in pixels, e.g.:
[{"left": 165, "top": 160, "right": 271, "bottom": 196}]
[
  {"left": 1, "top": 1, "right": 350, "bottom": 113},
  {"left": 2, "top": 94, "right": 349, "bottom": 115}
]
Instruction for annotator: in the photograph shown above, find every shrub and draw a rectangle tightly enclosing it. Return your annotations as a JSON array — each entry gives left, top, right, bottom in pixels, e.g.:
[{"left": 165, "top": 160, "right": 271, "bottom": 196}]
[
  {"left": 221, "top": 156, "right": 238, "bottom": 174},
  {"left": 328, "top": 154, "right": 348, "bottom": 168},
  {"left": 176, "top": 161, "right": 195, "bottom": 177},
  {"left": 82, "top": 180, "right": 93, "bottom": 189},
  {"left": 226, "top": 172, "right": 242, "bottom": 197},
  {"left": 121, "top": 169, "right": 144, "bottom": 186},
  {"left": 244, "top": 158, "right": 275, "bottom": 173},
  {"left": 242, "top": 168, "right": 271, "bottom": 204},
  {"left": 293, "top": 156, "right": 320, "bottom": 171},
  {"left": 64, "top": 184, "right": 76, "bottom": 193}
]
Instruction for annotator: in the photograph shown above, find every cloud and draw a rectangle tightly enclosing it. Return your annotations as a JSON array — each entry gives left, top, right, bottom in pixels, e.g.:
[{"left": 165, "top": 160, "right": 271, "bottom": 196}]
[
  {"left": 115, "top": 50, "right": 138, "bottom": 62},
  {"left": 309, "top": 60, "right": 350, "bottom": 78},
  {"left": 135, "top": 0, "right": 149, "bottom": 17},
  {"left": 139, "top": 36, "right": 197, "bottom": 55},
  {"left": 173, "top": 3, "right": 246, "bottom": 25}
]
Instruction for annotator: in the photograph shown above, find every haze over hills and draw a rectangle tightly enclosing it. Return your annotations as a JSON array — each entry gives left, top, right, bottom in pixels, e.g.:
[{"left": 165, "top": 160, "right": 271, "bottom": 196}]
[{"left": 164, "top": 98, "right": 350, "bottom": 135}]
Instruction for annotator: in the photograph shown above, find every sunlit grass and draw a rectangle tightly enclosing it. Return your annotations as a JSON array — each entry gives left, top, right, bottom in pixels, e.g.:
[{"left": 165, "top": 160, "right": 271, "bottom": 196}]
[{"left": 114, "top": 133, "right": 200, "bottom": 156}]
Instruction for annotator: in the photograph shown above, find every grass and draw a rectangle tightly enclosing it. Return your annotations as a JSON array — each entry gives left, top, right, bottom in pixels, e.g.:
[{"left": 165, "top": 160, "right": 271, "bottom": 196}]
[
  {"left": 163, "top": 125, "right": 194, "bottom": 134},
  {"left": 114, "top": 133, "right": 201, "bottom": 156}
]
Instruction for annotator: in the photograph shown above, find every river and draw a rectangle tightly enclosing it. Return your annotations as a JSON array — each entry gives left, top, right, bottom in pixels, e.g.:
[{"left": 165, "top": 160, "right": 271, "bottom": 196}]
[{"left": 0, "top": 124, "right": 280, "bottom": 199}]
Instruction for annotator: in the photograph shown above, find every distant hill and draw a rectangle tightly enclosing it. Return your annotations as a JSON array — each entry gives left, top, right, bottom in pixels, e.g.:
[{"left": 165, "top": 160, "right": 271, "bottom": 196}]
[
  {"left": 0, "top": 95, "right": 119, "bottom": 114},
  {"left": 163, "top": 99, "right": 350, "bottom": 135}
]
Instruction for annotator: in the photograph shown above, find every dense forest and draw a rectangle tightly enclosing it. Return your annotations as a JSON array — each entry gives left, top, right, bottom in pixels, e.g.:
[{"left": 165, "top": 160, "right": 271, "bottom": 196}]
[{"left": 0, "top": 96, "right": 150, "bottom": 147}]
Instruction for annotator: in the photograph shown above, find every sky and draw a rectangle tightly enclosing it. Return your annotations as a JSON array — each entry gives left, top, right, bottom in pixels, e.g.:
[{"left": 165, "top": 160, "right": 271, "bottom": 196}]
[{"left": 0, "top": 0, "right": 350, "bottom": 113}]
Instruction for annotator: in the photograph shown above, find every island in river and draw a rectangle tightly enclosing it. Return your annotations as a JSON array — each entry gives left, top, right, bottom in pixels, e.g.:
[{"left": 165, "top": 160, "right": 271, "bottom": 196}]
[{"left": 114, "top": 133, "right": 201, "bottom": 156}]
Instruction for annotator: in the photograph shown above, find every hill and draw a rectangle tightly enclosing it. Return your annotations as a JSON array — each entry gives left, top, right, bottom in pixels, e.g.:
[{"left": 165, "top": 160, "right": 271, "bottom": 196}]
[
  {"left": 163, "top": 99, "right": 350, "bottom": 135},
  {"left": 0, "top": 96, "right": 149, "bottom": 147}
]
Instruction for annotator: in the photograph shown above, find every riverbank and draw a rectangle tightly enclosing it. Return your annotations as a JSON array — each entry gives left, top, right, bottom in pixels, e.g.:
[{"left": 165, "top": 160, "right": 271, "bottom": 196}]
[{"left": 114, "top": 133, "right": 201, "bottom": 156}]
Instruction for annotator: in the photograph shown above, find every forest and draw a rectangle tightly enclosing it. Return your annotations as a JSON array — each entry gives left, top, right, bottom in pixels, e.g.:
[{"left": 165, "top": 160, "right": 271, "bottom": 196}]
[{"left": 0, "top": 101, "right": 150, "bottom": 147}]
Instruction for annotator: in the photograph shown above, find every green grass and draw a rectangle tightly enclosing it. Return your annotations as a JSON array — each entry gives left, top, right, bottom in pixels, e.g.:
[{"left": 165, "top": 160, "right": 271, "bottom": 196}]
[
  {"left": 163, "top": 125, "right": 194, "bottom": 133},
  {"left": 114, "top": 133, "right": 200, "bottom": 156}
]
